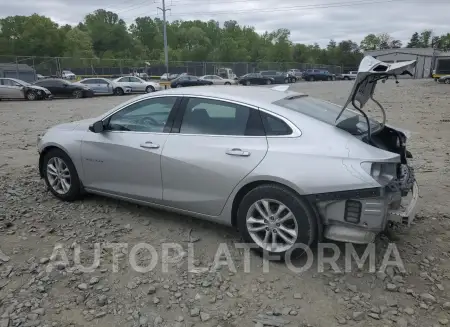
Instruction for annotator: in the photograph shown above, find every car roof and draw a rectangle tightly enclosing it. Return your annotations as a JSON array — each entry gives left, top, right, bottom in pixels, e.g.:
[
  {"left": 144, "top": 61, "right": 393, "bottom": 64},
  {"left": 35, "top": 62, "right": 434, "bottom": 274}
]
[
  {"left": 132, "top": 86, "right": 306, "bottom": 111},
  {"left": 36, "top": 78, "right": 65, "bottom": 82}
]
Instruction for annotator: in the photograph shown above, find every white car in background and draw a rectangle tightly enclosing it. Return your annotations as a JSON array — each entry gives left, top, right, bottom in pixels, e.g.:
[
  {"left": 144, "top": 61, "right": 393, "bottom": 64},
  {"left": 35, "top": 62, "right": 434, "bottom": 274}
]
[
  {"left": 77, "top": 78, "right": 132, "bottom": 96},
  {"left": 61, "top": 70, "right": 76, "bottom": 80},
  {"left": 113, "top": 76, "right": 161, "bottom": 93},
  {"left": 199, "top": 75, "right": 237, "bottom": 85}
]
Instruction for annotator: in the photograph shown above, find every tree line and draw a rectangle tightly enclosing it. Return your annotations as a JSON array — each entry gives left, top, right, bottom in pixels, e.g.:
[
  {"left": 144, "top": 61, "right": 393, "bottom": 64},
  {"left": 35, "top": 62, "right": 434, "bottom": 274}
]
[{"left": 1, "top": 9, "right": 449, "bottom": 68}]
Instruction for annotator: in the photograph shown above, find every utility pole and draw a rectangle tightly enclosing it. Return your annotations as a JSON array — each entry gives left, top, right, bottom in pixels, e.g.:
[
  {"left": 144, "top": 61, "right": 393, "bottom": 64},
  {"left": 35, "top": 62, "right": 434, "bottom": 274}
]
[{"left": 157, "top": 0, "right": 170, "bottom": 74}]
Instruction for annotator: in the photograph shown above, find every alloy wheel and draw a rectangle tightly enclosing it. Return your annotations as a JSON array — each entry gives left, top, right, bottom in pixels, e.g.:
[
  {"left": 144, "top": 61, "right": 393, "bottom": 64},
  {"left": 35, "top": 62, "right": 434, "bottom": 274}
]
[
  {"left": 46, "top": 157, "right": 71, "bottom": 195},
  {"left": 246, "top": 198, "right": 298, "bottom": 253}
]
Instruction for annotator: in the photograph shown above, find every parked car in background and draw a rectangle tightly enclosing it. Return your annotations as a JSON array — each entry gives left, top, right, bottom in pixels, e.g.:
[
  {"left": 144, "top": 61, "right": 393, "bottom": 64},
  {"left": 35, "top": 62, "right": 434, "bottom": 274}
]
[
  {"left": 0, "top": 77, "right": 52, "bottom": 101},
  {"left": 61, "top": 70, "right": 76, "bottom": 80},
  {"left": 199, "top": 75, "right": 237, "bottom": 85},
  {"left": 302, "top": 69, "right": 336, "bottom": 81},
  {"left": 287, "top": 69, "right": 303, "bottom": 78},
  {"left": 77, "top": 78, "right": 132, "bottom": 96},
  {"left": 33, "top": 78, "right": 93, "bottom": 99},
  {"left": 37, "top": 56, "right": 419, "bottom": 256},
  {"left": 437, "top": 75, "right": 450, "bottom": 84},
  {"left": 160, "top": 73, "right": 179, "bottom": 81},
  {"left": 284, "top": 72, "right": 298, "bottom": 83},
  {"left": 36, "top": 74, "right": 48, "bottom": 80},
  {"left": 238, "top": 73, "right": 274, "bottom": 86},
  {"left": 260, "top": 71, "right": 289, "bottom": 84},
  {"left": 170, "top": 75, "right": 213, "bottom": 88},
  {"left": 341, "top": 71, "right": 358, "bottom": 80},
  {"left": 113, "top": 76, "right": 161, "bottom": 93}
]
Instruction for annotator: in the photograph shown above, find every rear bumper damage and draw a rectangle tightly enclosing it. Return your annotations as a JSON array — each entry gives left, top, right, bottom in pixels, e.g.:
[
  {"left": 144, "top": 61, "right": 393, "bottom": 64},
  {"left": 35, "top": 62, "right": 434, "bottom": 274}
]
[{"left": 310, "top": 166, "right": 419, "bottom": 244}]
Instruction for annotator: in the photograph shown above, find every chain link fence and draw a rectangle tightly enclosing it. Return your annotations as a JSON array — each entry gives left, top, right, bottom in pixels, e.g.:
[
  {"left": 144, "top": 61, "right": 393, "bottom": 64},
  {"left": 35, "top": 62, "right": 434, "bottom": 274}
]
[{"left": 0, "top": 55, "right": 344, "bottom": 81}]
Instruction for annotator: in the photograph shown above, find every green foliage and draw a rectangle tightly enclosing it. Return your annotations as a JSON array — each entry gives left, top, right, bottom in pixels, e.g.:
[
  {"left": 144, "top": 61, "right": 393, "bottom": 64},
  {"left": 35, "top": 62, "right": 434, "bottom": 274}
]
[{"left": 1, "top": 11, "right": 449, "bottom": 69}]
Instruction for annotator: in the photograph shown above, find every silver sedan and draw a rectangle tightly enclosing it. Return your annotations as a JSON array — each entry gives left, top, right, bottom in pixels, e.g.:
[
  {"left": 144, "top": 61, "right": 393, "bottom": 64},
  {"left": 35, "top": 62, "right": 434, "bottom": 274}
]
[
  {"left": 37, "top": 57, "right": 418, "bottom": 256},
  {"left": 112, "top": 76, "right": 161, "bottom": 93},
  {"left": 77, "top": 78, "right": 132, "bottom": 96},
  {"left": 199, "top": 75, "right": 237, "bottom": 85}
]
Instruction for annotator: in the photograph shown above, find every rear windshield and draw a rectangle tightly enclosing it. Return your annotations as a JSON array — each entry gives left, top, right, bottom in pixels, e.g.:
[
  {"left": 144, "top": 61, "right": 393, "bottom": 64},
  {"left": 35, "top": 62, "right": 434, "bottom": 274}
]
[{"left": 273, "top": 97, "right": 379, "bottom": 135}]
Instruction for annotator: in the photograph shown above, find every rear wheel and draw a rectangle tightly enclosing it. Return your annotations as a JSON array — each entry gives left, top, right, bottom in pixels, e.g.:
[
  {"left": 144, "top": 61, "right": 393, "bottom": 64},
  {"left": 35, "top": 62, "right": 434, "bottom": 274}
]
[
  {"left": 266, "top": 79, "right": 272, "bottom": 85},
  {"left": 26, "top": 91, "right": 37, "bottom": 101},
  {"left": 309, "top": 76, "right": 315, "bottom": 82},
  {"left": 445, "top": 79, "right": 450, "bottom": 84},
  {"left": 237, "top": 184, "right": 317, "bottom": 259},
  {"left": 344, "top": 76, "right": 350, "bottom": 80},
  {"left": 42, "top": 148, "right": 82, "bottom": 201},
  {"left": 176, "top": 84, "right": 183, "bottom": 88},
  {"left": 246, "top": 80, "right": 251, "bottom": 86},
  {"left": 225, "top": 82, "right": 231, "bottom": 85},
  {"left": 145, "top": 85, "right": 155, "bottom": 93},
  {"left": 328, "top": 76, "right": 332, "bottom": 81},
  {"left": 284, "top": 78, "right": 289, "bottom": 84},
  {"left": 72, "top": 90, "right": 83, "bottom": 99}
]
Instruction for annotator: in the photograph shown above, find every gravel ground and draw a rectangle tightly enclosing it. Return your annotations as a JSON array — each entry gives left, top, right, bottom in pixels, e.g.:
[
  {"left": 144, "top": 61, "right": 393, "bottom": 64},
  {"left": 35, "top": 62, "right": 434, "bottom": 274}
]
[{"left": 1, "top": 79, "right": 450, "bottom": 327}]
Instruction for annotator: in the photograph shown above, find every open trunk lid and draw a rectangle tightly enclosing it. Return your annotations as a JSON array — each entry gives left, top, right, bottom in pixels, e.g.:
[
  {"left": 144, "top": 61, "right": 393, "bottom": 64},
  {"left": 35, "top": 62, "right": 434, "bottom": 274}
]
[{"left": 336, "top": 56, "right": 417, "bottom": 134}]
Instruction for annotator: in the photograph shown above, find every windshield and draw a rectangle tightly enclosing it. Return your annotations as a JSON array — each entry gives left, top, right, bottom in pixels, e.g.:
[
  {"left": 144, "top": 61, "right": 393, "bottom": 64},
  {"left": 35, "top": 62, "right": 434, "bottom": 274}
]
[{"left": 273, "top": 97, "right": 380, "bottom": 135}]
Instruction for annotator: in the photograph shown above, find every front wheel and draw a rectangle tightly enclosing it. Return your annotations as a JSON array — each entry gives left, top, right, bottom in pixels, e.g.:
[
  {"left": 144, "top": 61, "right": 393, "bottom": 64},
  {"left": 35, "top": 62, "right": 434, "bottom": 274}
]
[
  {"left": 445, "top": 79, "right": 450, "bottom": 84},
  {"left": 284, "top": 78, "right": 289, "bottom": 84},
  {"left": 309, "top": 76, "right": 315, "bottom": 82},
  {"left": 237, "top": 184, "right": 317, "bottom": 259},
  {"left": 224, "top": 82, "right": 231, "bottom": 85},
  {"left": 176, "top": 84, "right": 183, "bottom": 88},
  {"left": 42, "top": 148, "right": 82, "bottom": 201},
  {"left": 266, "top": 79, "right": 272, "bottom": 85},
  {"left": 246, "top": 80, "right": 251, "bottom": 86},
  {"left": 328, "top": 76, "right": 332, "bottom": 81},
  {"left": 26, "top": 91, "right": 37, "bottom": 101},
  {"left": 114, "top": 87, "right": 124, "bottom": 96},
  {"left": 145, "top": 86, "right": 155, "bottom": 93},
  {"left": 72, "top": 90, "right": 83, "bottom": 99}
]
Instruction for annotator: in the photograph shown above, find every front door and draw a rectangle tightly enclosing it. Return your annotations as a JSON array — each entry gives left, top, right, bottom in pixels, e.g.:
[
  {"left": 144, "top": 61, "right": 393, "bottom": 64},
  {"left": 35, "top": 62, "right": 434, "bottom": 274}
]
[
  {"left": 0, "top": 79, "right": 23, "bottom": 99},
  {"left": 81, "top": 95, "right": 180, "bottom": 202},
  {"left": 128, "top": 77, "right": 145, "bottom": 92},
  {"left": 161, "top": 96, "right": 268, "bottom": 216}
]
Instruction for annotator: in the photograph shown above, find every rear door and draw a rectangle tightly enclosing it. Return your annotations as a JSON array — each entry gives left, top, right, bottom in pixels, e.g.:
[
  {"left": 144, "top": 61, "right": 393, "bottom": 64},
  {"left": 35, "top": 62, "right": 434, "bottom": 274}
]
[
  {"left": 129, "top": 77, "right": 145, "bottom": 92},
  {"left": 160, "top": 96, "right": 268, "bottom": 216}
]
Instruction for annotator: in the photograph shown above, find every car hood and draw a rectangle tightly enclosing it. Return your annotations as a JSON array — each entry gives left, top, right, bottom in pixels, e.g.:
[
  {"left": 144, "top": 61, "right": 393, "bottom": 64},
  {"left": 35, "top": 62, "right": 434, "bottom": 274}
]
[{"left": 337, "top": 56, "right": 417, "bottom": 124}]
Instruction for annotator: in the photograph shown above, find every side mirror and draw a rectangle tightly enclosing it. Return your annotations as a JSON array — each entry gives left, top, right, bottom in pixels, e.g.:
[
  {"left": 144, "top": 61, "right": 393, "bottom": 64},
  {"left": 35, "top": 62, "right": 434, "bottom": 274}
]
[{"left": 89, "top": 121, "right": 104, "bottom": 133}]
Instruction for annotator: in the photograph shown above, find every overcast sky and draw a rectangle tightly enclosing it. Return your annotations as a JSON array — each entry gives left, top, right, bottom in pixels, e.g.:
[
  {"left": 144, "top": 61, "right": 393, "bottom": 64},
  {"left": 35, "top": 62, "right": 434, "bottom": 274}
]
[{"left": 1, "top": 0, "right": 448, "bottom": 47}]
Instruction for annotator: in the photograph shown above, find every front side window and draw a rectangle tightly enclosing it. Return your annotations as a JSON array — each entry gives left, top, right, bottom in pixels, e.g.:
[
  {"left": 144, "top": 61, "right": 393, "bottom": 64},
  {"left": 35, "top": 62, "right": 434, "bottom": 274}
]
[
  {"left": 180, "top": 98, "right": 253, "bottom": 136},
  {"left": 106, "top": 97, "right": 177, "bottom": 133},
  {"left": 118, "top": 77, "right": 130, "bottom": 83},
  {"left": 1, "top": 79, "right": 21, "bottom": 87}
]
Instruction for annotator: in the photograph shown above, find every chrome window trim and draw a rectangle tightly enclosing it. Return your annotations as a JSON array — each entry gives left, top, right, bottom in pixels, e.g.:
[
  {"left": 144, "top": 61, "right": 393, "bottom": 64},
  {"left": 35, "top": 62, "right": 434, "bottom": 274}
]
[{"left": 99, "top": 94, "right": 302, "bottom": 138}]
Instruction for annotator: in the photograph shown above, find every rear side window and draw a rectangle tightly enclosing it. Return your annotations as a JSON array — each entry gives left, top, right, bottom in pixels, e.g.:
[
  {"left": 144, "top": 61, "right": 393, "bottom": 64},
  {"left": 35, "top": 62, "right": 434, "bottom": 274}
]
[{"left": 260, "top": 112, "right": 293, "bottom": 136}]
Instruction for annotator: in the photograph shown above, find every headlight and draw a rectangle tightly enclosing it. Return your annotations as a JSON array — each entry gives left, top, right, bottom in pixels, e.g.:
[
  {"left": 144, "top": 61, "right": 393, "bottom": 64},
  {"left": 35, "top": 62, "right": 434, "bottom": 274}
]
[{"left": 361, "top": 162, "right": 397, "bottom": 186}]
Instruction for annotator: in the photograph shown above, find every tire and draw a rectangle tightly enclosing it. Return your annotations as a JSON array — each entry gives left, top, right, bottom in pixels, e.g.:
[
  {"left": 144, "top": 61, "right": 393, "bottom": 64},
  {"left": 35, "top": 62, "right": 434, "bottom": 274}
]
[
  {"left": 246, "top": 81, "right": 251, "bottom": 86},
  {"left": 309, "top": 76, "right": 315, "bottom": 82},
  {"left": 224, "top": 82, "right": 231, "bottom": 85},
  {"left": 445, "top": 79, "right": 450, "bottom": 84},
  {"left": 266, "top": 79, "right": 272, "bottom": 85},
  {"left": 176, "top": 84, "right": 183, "bottom": 88},
  {"left": 42, "top": 148, "right": 82, "bottom": 202},
  {"left": 344, "top": 76, "right": 350, "bottom": 80},
  {"left": 284, "top": 78, "right": 289, "bottom": 84},
  {"left": 328, "top": 76, "right": 332, "bottom": 81},
  {"left": 72, "top": 90, "right": 83, "bottom": 99},
  {"left": 145, "top": 85, "right": 155, "bottom": 93},
  {"left": 114, "top": 87, "right": 124, "bottom": 96},
  {"left": 236, "top": 184, "right": 317, "bottom": 259},
  {"left": 26, "top": 91, "right": 37, "bottom": 101}
]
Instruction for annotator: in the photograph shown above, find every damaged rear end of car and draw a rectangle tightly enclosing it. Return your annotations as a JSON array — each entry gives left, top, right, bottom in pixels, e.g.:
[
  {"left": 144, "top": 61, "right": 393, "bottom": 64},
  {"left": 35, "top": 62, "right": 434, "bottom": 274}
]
[{"left": 321, "top": 56, "right": 419, "bottom": 243}]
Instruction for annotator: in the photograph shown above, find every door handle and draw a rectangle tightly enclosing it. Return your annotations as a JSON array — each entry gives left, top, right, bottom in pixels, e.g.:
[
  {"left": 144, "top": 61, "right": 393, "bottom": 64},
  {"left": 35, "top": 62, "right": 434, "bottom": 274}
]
[
  {"left": 140, "top": 141, "right": 160, "bottom": 149},
  {"left": 226, "top": 148, "right": 250, "bottom": 157}
]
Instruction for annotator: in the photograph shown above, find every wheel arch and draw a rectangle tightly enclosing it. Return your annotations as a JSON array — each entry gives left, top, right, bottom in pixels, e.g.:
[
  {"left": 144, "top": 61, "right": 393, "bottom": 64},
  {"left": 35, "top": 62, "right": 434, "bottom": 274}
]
[
  {"left": 39, "top": 144, "right": 77, "bottom": 178},
  {"left": 230, "top": 178, "right": 310, "bottom": 227}
]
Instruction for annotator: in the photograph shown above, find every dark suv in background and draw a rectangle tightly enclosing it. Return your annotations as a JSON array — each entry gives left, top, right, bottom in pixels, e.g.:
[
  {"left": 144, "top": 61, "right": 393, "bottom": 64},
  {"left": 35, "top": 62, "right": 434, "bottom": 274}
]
[{"left": 302, "top": 69, "right": 336, "bottom": 81}]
